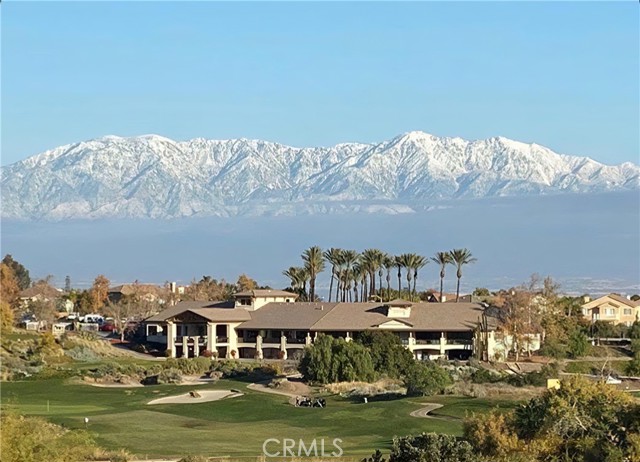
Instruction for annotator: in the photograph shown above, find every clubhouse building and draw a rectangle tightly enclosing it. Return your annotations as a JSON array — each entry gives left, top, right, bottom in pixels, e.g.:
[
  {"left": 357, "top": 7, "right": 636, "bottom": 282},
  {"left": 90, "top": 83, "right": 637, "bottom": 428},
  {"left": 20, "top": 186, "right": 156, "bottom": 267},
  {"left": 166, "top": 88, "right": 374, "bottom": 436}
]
[{"left": 145, "top": 290, "right": 514, "bottom": 361}]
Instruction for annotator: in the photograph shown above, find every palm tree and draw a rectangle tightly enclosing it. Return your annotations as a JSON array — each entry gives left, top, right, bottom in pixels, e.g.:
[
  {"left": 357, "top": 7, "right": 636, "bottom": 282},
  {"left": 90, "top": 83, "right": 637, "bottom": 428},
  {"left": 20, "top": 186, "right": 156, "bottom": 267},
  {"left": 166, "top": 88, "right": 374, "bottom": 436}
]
[
  {"left": 302, "top": 246, "right": 324, "bottom": 302},
  {"left": 283, "top": 266, "right": 308, "bottom": 299},
  {"left": 362, "top": 249, "right": 383, "bottom": 300},
  {"left": 431, "top": 251, "right": 453, "bottom": 303},
  {"left": 395, "top": 255, "right": 403, "bottom": 294},
  {"left": 448, "top": 248, "right": 477, "bottom": 302},
  {"left": 323, "top": 248, "right": 342, "bottom": 302},
  {"left": 382, "top": 254, "right": 395, "bottom": 301},
  {"left": 399, "top": 253, "right": 414, "bottom": 300},
  {"left": 340, "top": 250, "right": 359, "bottom": 302},
  {"left": 412, "top": 255, "right": 427, "bottom": 299},
  {"left": 378, "top": 252, "right": 390, "bottom": 300}
]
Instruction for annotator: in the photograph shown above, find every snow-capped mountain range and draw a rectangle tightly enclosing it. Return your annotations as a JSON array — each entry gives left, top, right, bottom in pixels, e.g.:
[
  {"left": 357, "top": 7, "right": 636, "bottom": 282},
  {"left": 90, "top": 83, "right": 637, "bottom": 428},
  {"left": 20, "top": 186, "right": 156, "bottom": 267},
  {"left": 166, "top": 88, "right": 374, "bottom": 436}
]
[{"left": 2, "top": 131, "right": 638, "bottom": 219}]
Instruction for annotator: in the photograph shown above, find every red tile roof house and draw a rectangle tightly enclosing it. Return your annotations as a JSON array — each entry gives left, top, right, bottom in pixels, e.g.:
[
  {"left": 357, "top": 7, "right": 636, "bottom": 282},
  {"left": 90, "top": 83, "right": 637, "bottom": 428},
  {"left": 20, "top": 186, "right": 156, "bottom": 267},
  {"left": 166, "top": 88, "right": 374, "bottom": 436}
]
[{"left": 144, "top": 290, "right": 517, "bottom": 361}]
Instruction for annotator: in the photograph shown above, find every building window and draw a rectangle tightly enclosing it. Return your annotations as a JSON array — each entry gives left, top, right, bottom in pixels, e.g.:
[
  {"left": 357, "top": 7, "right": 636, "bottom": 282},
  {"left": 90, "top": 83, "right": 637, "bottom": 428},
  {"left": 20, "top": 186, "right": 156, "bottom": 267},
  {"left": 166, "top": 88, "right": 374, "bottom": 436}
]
[
  {"left": 624, "top": 308, "right": 632, "bottom": 316},
  {"left": 238, "top": 298, "right": 252, "bottom": 306},
  {"left": 148, "top": 325, "right": 158, "bottom": 336},
  {"left": 605, "top": 308, "right": 615, "bottom": 316}
]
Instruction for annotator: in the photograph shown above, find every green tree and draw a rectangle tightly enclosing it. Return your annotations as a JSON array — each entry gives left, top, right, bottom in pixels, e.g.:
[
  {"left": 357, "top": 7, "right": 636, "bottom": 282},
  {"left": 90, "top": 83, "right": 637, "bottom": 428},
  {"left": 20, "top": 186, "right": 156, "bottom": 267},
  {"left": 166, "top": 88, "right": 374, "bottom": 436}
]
[
  {"left": 300, "top": 334, "right": 375, "bottom": 383},
  {"left": 382, "top": 254, "right": 395, "bottom": 302},
  {"left": 512, "top": 376, "right": 637, "bottom": 461},
  {"left": 567, "top": 329, "right": 590, "bottom": 359},
  {"left": 2, "top": 254, "right": 30, "bottom": 290},
  {"left": 356, "top": 331, "right": 414, "bottom": 378},
  {"left": 403, "top": 361, "right": 452, "bottom": 396},
  {"left": 388, "top": 433, "right": 480, "bottom": 462},
  {"left": 393, "top": 255, "right": 404, "bottom": 297},
  {"left": 282, "top": 266, "right": 309, "bottom": 300},
  {"left": 472, "top": 287, "right": 491, "bottom": 297},
  {"left": 431, "top": 252, "right": 453, "bottom": 303},
  {"left": 300, "top": 334, "right": 334, "bottom": 383},
  {"left": 302, "top": 246, "right": 325, "bottom": 302},
  {"left": 323, "top": 248, "right": 343, "bottom": 302},
  {"left": 448, "top": 249, "right": 477, "bottom": 302}
]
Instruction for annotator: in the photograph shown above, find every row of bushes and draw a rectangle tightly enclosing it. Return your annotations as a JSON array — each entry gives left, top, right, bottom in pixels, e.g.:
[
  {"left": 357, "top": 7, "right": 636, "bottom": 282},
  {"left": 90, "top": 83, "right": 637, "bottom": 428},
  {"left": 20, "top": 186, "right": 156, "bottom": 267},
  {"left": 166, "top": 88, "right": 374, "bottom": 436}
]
[{"left": 87, "top": 357, "right": 282, "bottom": 385}]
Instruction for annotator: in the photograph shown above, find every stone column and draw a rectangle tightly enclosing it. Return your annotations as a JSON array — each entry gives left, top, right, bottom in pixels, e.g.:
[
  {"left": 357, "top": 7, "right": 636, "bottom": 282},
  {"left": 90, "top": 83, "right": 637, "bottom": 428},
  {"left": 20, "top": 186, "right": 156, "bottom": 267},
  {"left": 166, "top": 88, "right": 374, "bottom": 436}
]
[
  {"left": 256, "top": 334, "right": 263, "bottom": 359},
  {"left": 280, "top": 332, "right": 287, "bottom": 360},
  {"left": 345, "top": 332, "right": 352, "bottom": 342},
  {"left": 182, "top": 337, "right": 189, "bottom": 358},
  {"left": 167, "top": 321, "right": 176, "bottom": 358},
  {"left": 305, "top": 332, "right": 312, "bottom": 346},
  {"left": 207, "top": 322, "right": 215, "bottom": 353},
  {"left": 440, "top": 332, "right": 446, "bottom": 357},
  {"left": 193, "top": 336, "right": 200, "bottom": 357},
  {"left": 228, "top": 323, "right": 238, "bottom": 358}
]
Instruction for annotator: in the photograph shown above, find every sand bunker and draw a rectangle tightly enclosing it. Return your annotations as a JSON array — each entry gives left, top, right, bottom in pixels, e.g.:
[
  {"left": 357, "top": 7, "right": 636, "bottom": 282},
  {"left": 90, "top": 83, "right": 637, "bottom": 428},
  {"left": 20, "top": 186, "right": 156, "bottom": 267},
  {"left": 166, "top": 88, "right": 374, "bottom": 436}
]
[{"left": 147, "top": 390, "right": 242, "bottom": 405}]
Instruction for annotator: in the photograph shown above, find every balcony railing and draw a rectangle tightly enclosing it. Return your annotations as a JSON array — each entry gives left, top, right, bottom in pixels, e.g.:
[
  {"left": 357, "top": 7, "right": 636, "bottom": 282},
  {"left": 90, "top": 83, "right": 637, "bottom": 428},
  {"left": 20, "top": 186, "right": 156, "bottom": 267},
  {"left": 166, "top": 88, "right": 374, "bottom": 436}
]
[
  {"left": 263, "top": 337, "right": 281, "bottom": 344},
  {"left": 446, "top": 339, "right": 473, "bottom": 345},
  {"left": 415, "top": 339, "right": 440, "bottom": 345},
  {"left": 287, "top": 338, "right": 307, "bottom": 344},
  {"left": 216, "top": 336, "right": 228, "bottom": 343}
]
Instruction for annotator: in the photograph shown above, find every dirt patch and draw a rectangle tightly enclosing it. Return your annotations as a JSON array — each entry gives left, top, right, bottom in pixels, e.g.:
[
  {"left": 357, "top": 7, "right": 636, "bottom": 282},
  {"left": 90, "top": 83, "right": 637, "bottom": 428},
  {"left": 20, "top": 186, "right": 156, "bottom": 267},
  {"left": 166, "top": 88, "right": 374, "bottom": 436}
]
[
  {"left": 324, "top": 378, "right": 405, "bottom": 397},
  {"left": 79, "top": 377, "right": 144, "bottom": 388},
  {"left": 147, "top": 390, "right": 243, "bottom": 405},
  {"left": 248, "top": 379, "right": 312, "bottom": 404}
]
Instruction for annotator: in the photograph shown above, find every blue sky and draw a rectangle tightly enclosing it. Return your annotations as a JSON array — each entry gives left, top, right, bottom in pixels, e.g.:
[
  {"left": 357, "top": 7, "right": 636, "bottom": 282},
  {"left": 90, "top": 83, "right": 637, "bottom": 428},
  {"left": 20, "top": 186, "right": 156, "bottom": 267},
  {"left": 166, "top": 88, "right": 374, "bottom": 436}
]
[{"left": 2, "top": 1, "right": 638, "bottom": 166}]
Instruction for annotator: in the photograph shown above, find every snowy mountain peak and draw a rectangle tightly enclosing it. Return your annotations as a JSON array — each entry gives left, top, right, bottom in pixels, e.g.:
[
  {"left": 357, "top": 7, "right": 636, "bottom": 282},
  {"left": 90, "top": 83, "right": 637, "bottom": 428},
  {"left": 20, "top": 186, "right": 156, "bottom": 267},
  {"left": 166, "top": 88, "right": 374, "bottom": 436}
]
[{"left": 1, "top": 132, "right": 638, "bottom": 220}]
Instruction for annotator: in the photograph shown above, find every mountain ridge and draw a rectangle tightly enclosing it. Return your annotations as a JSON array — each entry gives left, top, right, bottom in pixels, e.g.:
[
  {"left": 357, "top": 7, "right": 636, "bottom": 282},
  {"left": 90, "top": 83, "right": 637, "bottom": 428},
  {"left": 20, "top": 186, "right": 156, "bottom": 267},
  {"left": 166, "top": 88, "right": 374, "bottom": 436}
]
[{"left": 2, "top": 131, "right": 638, "bottom": 220}]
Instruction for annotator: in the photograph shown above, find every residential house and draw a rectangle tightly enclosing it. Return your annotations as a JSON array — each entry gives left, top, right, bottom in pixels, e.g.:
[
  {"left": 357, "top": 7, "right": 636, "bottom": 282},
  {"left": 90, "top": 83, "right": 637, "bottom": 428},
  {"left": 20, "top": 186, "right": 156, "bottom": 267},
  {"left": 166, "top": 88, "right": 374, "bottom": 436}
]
[
  {"left": 108, "top": 284, "right": 168, "bottom": 305},
  {"left": 581, "top": 294, "right": 640, "bottom": 326}
]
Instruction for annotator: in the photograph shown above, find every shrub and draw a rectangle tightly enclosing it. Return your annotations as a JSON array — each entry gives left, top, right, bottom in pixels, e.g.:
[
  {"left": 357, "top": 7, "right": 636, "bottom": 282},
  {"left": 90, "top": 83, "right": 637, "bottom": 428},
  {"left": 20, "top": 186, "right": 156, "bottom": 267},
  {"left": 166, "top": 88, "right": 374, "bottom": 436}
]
[
  {"left": 164, "top": 357, "right": 211, "bottom": 375},
  {"left": 64, "top": 346, "right": 101, "bottom": 362},
  {"left": 157, "top": 367, "right": 182, "bottom": 384},
  {"left": 463, "top": 410, "right": 520, "bottom": 458},
  {"left": 389, "top": 433, "right": 479, "bottom": 462},
  {"left": 567, "top": 330, "right": 590, "bottom": 359},
  {"left": 470, "top": 368, "right": 503, "bottom": 384},
  {"left": 539, "top": 339, "right": 567, "bottom": 359},
  {"left": 403, "top": 361, "right": 452, "bottom": 396},
  {"left": 177, "top": 456, "right": 208, "bottom": 462}
]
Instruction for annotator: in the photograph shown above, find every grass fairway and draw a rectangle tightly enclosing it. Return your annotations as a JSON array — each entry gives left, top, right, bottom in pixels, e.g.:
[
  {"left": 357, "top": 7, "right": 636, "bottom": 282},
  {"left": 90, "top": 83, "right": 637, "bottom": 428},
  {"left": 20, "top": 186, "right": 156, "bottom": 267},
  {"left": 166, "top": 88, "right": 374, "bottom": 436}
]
[{"left": 1, "top": 377, "right": 515, "bottom": 458}]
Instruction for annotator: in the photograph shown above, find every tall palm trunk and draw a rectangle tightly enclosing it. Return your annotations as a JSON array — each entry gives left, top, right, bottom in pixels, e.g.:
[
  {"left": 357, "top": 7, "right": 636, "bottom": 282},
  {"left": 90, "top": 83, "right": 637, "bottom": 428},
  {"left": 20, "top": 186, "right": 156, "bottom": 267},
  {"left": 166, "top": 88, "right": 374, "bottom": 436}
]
[
  {"left": 456, "top": 271, "right": 462, "bottom": 302},
  {"left": 397, "top": 267, "right": 402, "bottom": 294},
  {"left": 439, "top": 270, "right": 445, "bottom": 303},
  {"left": 386, "top": 273, "right": 391, "bottom": 302},
  {"left": 328, "top": 267, "right": 335, "bottom": 302}
]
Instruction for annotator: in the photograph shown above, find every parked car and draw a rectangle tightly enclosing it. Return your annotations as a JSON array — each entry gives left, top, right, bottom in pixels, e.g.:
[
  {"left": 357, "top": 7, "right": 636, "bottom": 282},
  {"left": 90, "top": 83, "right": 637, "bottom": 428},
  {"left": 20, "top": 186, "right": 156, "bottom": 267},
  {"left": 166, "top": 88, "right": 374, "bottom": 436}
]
[{"left": 99, "top": 322, "right": 115, "bottom": 332}]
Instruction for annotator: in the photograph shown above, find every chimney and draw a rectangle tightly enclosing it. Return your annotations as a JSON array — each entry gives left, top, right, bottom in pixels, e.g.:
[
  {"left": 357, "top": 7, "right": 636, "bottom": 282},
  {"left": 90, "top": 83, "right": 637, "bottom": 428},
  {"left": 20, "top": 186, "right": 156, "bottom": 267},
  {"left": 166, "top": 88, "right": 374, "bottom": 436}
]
[
  {"left": 582, "top": 295, "right": 591, "bottom": 303},
  {"left": 170, "top": 282, "right": 177, "bottom": 293},
  {"left": 441, "top": 295, "right": 447, "bottom": 303}
]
